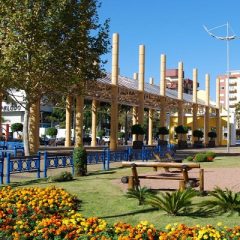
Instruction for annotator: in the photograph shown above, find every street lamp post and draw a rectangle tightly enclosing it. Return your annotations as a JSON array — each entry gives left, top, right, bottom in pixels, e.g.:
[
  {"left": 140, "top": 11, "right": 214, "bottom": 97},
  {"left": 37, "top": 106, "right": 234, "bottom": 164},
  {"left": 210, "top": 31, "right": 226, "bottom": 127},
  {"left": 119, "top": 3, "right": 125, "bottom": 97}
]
[{"left": 204, "top": 22, "right": 237, "bottom": 153}]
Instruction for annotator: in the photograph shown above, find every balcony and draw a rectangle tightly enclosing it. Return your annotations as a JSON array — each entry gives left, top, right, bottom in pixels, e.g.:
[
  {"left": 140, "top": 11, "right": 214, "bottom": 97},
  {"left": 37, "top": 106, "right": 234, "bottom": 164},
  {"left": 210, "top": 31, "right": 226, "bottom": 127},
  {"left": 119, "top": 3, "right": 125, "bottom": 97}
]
[
  {"left": 229, "top": 96, "right": 237, "bottom": 101},
  {"left": 229, "top": 82, "right": 237, "bottom": 87},
  {"left": 229, "top": 89, "right": 237, "bottom": 93}
]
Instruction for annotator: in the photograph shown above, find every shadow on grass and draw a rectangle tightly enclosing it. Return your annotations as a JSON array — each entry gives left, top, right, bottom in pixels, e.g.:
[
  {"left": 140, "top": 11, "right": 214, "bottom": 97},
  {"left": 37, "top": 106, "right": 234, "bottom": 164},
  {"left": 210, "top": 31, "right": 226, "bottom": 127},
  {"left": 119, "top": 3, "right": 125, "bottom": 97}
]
[
  {"left": 6, "top": 178, "right": 49, "bottom": 188},
  {"left": 99, "top": 207, "right": 159, "bottom": 219}
]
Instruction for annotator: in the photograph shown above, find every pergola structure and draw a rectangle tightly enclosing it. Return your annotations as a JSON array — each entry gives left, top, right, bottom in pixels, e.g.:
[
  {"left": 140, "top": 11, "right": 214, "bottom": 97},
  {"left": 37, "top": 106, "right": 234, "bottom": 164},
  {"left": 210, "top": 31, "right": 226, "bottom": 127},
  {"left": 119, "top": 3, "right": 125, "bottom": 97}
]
[
  {"left": 64, "top": 33, "right": 221, "bottom": 151},
  {"left": 26, "top": 33, "right": 222, "bottom": 153}
]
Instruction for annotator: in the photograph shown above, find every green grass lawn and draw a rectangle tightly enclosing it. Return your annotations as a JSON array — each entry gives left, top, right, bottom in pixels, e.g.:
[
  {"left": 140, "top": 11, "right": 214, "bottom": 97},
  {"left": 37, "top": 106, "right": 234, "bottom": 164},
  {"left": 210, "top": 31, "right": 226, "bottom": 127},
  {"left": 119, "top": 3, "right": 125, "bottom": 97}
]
[{"left": 5, "top": 156, "right": 240, "bottom": 230}]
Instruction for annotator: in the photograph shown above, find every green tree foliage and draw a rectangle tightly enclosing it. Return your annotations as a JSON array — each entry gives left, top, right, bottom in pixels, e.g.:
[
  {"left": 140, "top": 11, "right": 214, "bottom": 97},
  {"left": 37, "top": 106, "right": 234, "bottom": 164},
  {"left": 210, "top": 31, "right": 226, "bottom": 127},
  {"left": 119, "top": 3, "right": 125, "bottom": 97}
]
[
  {"left": 158, "top": 127, "right": 169, "bottom": 136},
  {"left": 131, "top": 124, "right": 145, "bottom": 141},
  {"left": 11, "top": 123, "right": 23, "bottom": 133},
  {"left": 193, "top": 130, "right": 204, "bottom": 141},
  {"left": 175, "top": 125, "right": 188, "bottom": 134},
  {"left": 73, "top": 147, "right": 87, "bottom": 176},
  {"left": 208, "top": 131, "right": 217, "bottom": 140},
  {"left": 46, "top": 127, "right": 58, "bottom": 137},
  {"left": 0, "top": 0, "right": 109, "bottom": 154}
]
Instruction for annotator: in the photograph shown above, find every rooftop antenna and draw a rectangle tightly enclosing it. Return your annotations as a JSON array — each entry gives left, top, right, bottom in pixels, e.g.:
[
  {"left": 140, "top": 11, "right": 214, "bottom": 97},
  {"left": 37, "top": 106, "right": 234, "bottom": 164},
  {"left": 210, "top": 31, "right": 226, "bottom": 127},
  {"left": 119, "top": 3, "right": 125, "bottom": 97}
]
[{"left": 204, "top": 22, "right": 238, "bottom": 153}]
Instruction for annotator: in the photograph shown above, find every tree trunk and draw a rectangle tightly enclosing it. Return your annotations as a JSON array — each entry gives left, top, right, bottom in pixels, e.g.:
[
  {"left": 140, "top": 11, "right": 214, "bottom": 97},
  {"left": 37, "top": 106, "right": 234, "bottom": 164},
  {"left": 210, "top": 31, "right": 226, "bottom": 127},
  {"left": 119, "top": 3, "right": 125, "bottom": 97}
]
[{"left": 23, "top": 105, "right": 30, "bottom": 156}]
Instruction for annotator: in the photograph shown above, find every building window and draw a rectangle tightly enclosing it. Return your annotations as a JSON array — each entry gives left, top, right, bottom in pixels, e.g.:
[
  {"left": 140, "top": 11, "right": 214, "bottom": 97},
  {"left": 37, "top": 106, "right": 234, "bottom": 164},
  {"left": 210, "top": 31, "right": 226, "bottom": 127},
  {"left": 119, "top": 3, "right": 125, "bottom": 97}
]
[{"left": 221, "top": 87, "right": 225, "bottom": 90}]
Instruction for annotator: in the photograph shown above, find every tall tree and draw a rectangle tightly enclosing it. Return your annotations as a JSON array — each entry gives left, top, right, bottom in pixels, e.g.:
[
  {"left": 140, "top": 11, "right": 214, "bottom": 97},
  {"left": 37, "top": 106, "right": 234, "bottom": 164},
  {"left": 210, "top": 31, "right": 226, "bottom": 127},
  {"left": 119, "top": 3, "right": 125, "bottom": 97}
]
[
  {"left": 0, "top": 0, "right": 109, "bottom": 154},
  {"left": 235, "top": 102, "right": 240, "bottom": 130}
]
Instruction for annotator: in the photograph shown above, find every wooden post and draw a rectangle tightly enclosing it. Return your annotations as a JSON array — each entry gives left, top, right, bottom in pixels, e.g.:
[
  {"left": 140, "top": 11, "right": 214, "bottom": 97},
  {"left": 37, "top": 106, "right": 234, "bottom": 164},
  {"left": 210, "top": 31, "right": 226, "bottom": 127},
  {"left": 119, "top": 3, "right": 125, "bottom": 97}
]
[
  {"left": 179, "top": 180, "right": 185, "bottom": 191},
  {"left": 131, "top": 164, "right": 140, "bottom": 189},
  {"left": 199, "top": 169, "right": 204, "bottom": 192},
  {"left": 128, "top": 176, "right": 134, "bottom": 189}
]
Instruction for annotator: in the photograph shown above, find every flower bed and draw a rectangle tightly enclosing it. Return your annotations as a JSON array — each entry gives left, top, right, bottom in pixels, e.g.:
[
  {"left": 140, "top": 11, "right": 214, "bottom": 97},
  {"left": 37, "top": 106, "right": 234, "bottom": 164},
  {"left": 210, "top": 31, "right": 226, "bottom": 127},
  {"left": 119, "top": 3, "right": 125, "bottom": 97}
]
[{"left": 0, "top": 186, "right": 239, "bottom": 239}]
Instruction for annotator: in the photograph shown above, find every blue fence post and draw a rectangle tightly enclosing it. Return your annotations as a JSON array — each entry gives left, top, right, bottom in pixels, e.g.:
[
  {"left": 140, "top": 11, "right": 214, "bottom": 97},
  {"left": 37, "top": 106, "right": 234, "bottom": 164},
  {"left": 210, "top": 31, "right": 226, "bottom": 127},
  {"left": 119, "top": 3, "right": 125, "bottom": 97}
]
[
  {"left": 71, "top": 154, "right": 74, "bottom": 176},
  {"left": 6, "top": 153, "right": 11, "bottom": 184},
  {"left": 104, "top": 148, "right": 110, "bottom": 170},
  {"left": 0, "top": 154, "right": 3, "bottom": 184},
  {"left": 37, "top": 152, "right": 41, "bottom": 178},
  {"left": 14, "top": 146, "right": 17, "bottom": 157},
  {"left": 141, "top": 147, "right": 145, "bottom": 161},
  {"left": 43, "top": 151, "right": 48, "bottom": 178}
]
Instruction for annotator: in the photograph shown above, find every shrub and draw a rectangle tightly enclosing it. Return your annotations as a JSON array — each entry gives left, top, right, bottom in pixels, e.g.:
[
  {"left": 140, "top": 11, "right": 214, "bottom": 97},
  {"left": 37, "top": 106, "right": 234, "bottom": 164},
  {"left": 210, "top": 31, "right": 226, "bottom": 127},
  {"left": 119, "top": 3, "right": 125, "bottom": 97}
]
[
  {"left": 11, "top": 123, "right": 23, "bottom": 133},
  {"left": 184, "top": 156, "right": 194, "bottom": 162},
  {"left": 193, "top": 129, "right": 203, "bottom": 141},
  {"left": 175, "top": 125, "right": 188, "bottom": 134},
  {"left": 200, "top": 187, "right": 240, "bottom": 215},
  {"left": 118, "top": 132, "right": 125, "bottom": 139},
  {"left": 158, "top": 127, "right": 169, "bottom": 136},
  {"left": 131, "top": 124, "right": 145, "bottom": 141},
  {"left": 145, "top": 189, "right": 197, "bottom": 216},
  {"left": 97, "top": 130, "right": 105, "bottom": 139},
  {"left": 73, "top": 147, "right": 87, "bottom": 176},
  {"left": 46, "top": 127, "right": 58, "bottom": 137},
  {"left": 205, "top": 151, "right": 217, "bottom": 161},
  {"left": 208, "top": 131, "right": 217, "bottom": 140},
  {"left": 193, "top": 153, "right": 207, "bottom": 162},
  {"left": 49, "top": 171, "right": 73, "bottom": 182},
  {"left": 125, "top": 186, "right": 155, "bottom": 205}
]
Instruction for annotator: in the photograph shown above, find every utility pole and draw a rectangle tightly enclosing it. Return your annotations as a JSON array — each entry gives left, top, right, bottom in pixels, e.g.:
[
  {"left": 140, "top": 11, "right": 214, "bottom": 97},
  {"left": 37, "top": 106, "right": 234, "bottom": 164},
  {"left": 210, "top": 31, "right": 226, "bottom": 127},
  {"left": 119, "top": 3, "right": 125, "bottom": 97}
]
[{"left": 204, "top": 22, "right": 238, "bottom": 153}]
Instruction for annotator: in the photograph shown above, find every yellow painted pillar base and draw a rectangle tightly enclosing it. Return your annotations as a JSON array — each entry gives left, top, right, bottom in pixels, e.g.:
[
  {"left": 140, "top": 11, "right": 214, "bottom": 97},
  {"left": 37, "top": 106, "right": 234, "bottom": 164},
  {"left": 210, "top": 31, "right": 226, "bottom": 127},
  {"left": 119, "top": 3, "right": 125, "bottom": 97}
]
[
  {"left": 75, "top": 96, "right": 84, "bottom": 147},
  {"left": 138, "top": 92, "right": 144, "bottom": 142}
]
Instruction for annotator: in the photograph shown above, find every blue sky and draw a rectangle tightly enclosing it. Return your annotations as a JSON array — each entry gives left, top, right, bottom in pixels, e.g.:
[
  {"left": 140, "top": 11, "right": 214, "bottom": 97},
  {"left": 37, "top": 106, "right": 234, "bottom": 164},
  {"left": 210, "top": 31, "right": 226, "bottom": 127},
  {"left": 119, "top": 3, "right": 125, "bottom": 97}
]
[{"left": 99, "top": 0, "right": 240, "bottom": 101}]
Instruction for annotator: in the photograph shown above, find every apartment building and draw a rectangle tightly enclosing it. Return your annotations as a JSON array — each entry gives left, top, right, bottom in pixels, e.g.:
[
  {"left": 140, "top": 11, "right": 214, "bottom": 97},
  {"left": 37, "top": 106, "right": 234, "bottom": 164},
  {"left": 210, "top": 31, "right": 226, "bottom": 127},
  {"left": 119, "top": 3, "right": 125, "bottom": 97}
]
[{"left": 166, "top": 69, "right": 199, "bottom": 94}]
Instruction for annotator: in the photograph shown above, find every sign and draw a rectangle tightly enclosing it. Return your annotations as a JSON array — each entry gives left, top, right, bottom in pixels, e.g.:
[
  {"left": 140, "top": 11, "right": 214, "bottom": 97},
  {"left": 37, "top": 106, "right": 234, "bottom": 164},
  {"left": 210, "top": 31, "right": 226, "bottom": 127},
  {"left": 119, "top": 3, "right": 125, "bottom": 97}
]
[{"left": 2, "top": 105, "right": 23, "bottom": 112}]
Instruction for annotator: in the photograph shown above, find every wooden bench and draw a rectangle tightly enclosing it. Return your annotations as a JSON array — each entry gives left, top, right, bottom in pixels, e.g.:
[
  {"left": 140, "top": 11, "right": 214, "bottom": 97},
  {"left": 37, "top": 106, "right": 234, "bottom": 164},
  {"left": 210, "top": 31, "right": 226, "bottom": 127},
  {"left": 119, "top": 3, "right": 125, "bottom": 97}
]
[{"left": 121, "top": 161, "right": 204, "bottom": 191}]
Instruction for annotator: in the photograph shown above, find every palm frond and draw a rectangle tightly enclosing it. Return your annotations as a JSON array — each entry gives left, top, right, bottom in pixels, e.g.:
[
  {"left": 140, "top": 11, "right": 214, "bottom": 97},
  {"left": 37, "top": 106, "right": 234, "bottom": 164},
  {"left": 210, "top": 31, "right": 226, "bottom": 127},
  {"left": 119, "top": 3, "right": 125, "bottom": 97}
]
[
  {"left": 200, "top": 187, "right": 240, "bottom": 215},
  {"left": 145, "top": 189, "right": 196, "bottom": 216}
]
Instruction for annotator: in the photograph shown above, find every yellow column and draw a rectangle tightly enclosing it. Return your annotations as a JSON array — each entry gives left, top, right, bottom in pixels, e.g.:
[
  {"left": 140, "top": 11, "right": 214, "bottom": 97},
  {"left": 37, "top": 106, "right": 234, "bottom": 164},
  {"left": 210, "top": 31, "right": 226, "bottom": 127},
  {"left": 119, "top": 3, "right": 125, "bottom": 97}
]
[
  {"left": 65, "top": 96, "right": 72, "bottom": 147},
  {"left": 148, "top": 77, "right": 154, "bottom": 145},
  {"left": 29, "top": 100, "right": 39, "bottom": 154},
  {"left": 132, "top": 72, "right": 138, "bottom": 142},
  {"left": 204, "top": 74, "right": 210, "bottom": 145},
  {"left": 177, "top": 62, "right": 184, "bottom": 125},
  {"left": 192, "top": 68, "right": 198, "bottom": 144},
  {"left": 177, "top": 62, "right": 184, "bottom": 141},
  {"left": 160, "top": 54, "right": 166, "bottom": 131},
  {"left": 75, "top": 96, "right": 84, "bottom": 147},
  {"left": 160, "top": 54, "right": 166, "bottom": 97},
  {"left": 91, "top": 99, "right": 97, "bottom": 147},
  {"left": 215, "top": 77, "right": 221, "bottom": 146},
  {"left": 138, "top": 45, "right": 145, "bottom": 141},
  {"left": 110, "top": 33, "right": 119, "bottom": 150}
]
